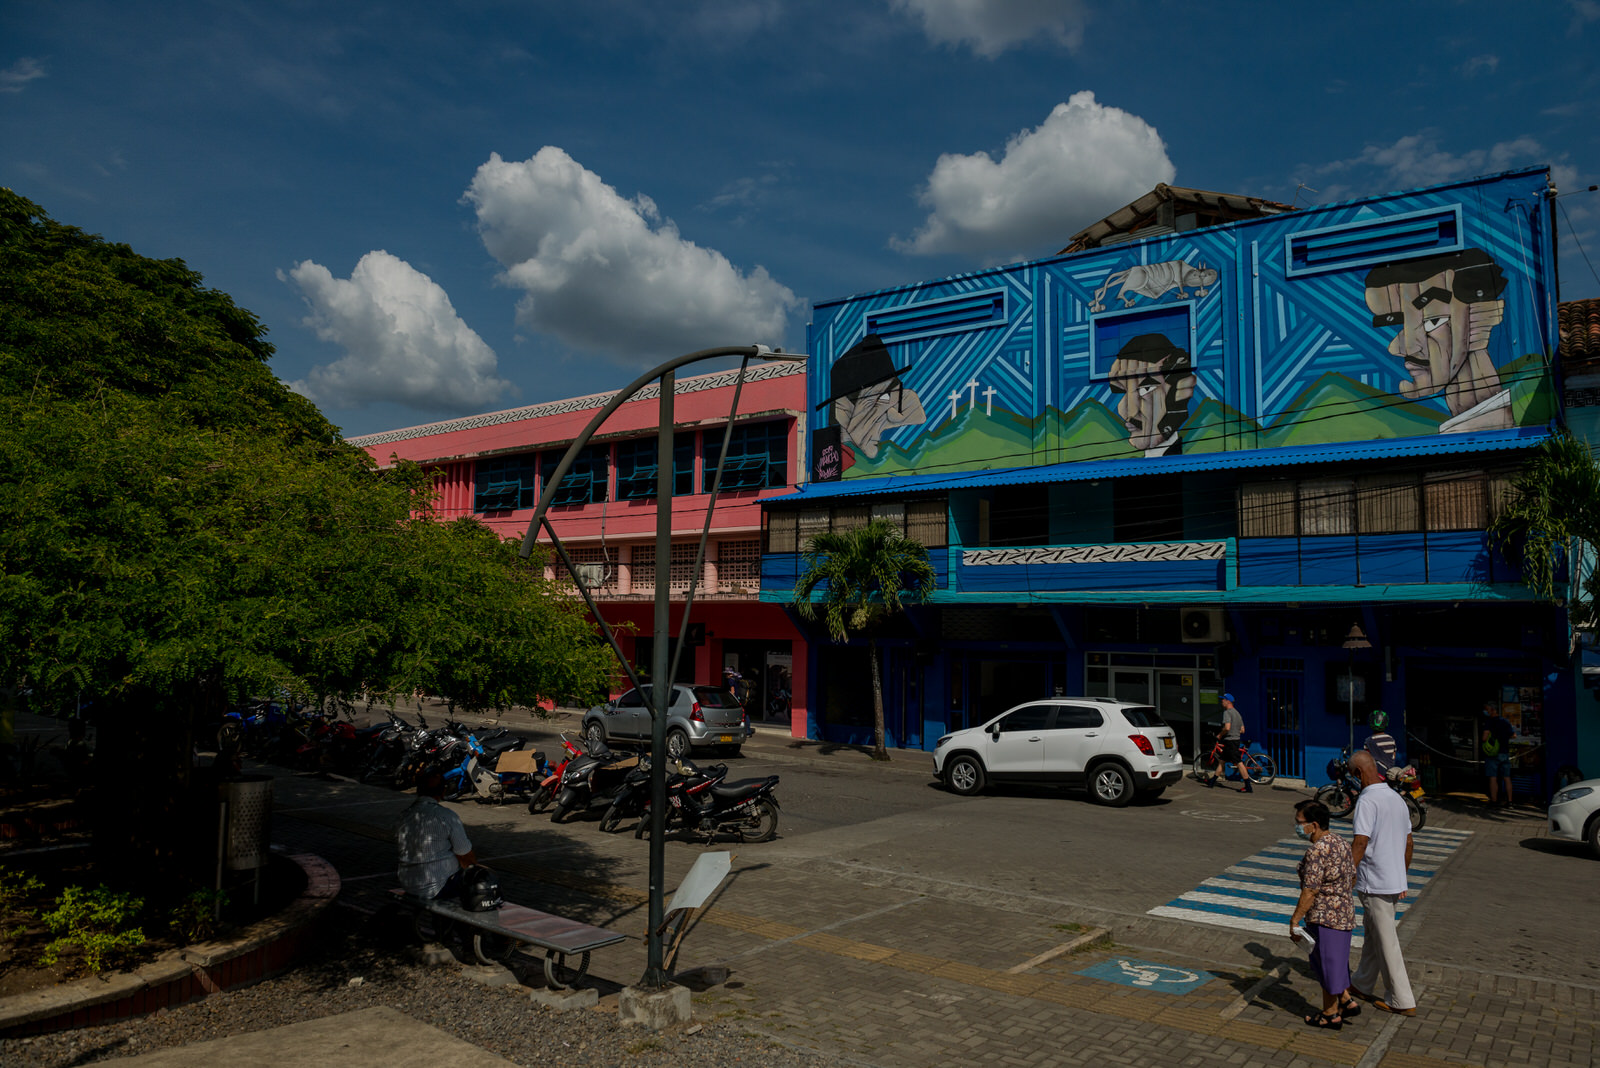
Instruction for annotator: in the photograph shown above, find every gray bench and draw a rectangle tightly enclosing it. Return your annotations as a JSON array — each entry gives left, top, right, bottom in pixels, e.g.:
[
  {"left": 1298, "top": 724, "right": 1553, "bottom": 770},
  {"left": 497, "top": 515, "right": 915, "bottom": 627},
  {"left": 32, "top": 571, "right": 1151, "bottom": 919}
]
[{"left": 393, "top": 891, "right": 626, "bottom": 988}]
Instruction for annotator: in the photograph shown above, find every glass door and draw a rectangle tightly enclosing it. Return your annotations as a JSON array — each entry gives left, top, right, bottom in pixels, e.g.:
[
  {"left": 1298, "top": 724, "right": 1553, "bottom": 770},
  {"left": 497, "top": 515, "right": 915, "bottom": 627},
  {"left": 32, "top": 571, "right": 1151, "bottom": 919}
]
[{"left": 1111, "top": 669, "right": 1152, "bottom": 704}]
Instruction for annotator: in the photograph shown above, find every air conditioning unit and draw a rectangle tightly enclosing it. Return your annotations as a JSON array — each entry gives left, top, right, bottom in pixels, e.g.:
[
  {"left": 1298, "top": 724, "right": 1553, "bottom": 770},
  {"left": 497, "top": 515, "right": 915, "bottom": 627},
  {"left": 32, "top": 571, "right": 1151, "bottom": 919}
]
[
  {"left": 574, "top": 563, "right": 606, "bottom": 590},
  {"left": 1180, "top": 607, "right": 1226, "bottom": 643}
]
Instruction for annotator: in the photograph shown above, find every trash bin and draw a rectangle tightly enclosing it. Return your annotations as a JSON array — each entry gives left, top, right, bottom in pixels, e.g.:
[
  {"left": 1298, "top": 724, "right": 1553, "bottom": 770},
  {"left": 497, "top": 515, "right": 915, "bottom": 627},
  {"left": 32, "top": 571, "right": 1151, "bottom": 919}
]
[{"left": 220, "top": 775, "right": 273, "bottom": 871}]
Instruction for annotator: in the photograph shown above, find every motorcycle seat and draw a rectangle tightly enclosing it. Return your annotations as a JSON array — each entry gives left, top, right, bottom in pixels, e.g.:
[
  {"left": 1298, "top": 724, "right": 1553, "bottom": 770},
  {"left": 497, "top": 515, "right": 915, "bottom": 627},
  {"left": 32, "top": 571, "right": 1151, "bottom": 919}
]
[
  {"left": 711, "top": 775, "right": 778, "bottom": 801},
  {"left": 480, "top": 734, "right": 525, "bottom": 756}
]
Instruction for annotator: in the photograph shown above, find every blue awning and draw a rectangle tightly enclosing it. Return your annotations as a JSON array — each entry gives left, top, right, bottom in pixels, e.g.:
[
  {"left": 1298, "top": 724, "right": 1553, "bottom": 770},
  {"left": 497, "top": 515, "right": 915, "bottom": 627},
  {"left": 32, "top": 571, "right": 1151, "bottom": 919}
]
[{"left": 768, "top": 425, "right": 1553, "bottom": 503}]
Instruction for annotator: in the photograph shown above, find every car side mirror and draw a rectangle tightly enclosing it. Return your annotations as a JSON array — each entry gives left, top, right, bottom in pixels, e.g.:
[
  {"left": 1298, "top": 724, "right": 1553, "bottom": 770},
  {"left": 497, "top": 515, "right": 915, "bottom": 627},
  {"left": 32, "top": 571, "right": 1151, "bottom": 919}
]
[{"left": 989, "top": 724, "right": 1002, "bottom": 739}]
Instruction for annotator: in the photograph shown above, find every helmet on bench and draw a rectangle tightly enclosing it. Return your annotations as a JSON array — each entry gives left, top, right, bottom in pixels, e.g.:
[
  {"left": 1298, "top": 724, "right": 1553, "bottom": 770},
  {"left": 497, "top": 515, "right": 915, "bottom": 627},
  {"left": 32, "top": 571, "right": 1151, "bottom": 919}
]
[{"left": 460, "top": 865, "right": 503, "bottom": 912}]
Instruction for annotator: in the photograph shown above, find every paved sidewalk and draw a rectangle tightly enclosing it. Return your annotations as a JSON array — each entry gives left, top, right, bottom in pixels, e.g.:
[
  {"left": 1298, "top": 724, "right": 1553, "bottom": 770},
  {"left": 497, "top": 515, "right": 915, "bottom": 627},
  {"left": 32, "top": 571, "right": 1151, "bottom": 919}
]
[{"left": 250, "top": 715, "right": 1596, "bottom": 1068}]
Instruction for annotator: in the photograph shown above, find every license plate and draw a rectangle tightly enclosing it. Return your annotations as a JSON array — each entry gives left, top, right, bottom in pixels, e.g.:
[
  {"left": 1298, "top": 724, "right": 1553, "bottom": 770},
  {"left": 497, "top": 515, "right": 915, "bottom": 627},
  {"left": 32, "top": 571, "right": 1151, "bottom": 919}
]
[
  {"left": 718, "top": 734, "right": 734, "bottom": 744},
  {"left": 1162, "top": 737, "right": 1173, "bottom": 749},
  {"left": 1410, "top": 786, "right": 1425, "bottom": 798}
]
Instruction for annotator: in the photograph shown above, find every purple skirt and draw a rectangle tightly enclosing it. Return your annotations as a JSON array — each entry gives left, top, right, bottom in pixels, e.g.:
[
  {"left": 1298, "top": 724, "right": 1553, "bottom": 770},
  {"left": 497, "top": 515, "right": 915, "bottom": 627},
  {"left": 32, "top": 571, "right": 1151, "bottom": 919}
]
[{"left": 1306, "top": 921, "right": 1352, "bottom": 996}]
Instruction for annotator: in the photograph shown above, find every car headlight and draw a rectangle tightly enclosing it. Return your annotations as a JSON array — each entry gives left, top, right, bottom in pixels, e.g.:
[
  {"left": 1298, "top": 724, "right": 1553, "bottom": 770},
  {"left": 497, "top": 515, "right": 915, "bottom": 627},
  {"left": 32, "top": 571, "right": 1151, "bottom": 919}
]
[
  {"left": 935, "top": 734, "right": 952, "bottom": 748},
  {"left": 1553, "top": 786, "right": 1594, "bottom": 805}
]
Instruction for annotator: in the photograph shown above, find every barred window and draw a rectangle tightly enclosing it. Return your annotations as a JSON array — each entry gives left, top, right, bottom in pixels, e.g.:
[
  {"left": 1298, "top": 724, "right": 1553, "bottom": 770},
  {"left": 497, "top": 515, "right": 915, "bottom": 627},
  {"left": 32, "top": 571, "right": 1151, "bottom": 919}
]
[
  {"left": 630, "top": 545, "right": 654, "bottom": 594},
  {"left": 668, "top": 542, "right": 701, "bottom": 594},
  {"left": 1299, "top": 479, "right": 1355, "bottom": 536},
  {"left": 717, "top": 539, "right": 761, "bottom": 591},
  {"left": 907, "top": 499, "right": 948, "bottom": 547},
  {"left": 767, "top": 511, "right": 798, "bottom": 554},
  {"left": 799, "top": 509, "right": 830, "bottom": 546},
  {"left": 871, "top": 501, "right": 906, "bottom": 527},
  {"left": 564, "top": 546, "right": 617, "bottom": 593},
  {"left": 1239, "top": 482, "right": 1296, "bottom": 537},
  {"left": 832, "top": 504, "right": 870, "bottom": 533},
  {"left": 1357, "top": 474, "right": 1420, "bottom": 534},
  {"left": 1425, "top": 470, "right": 1487, "bottom": 531}
]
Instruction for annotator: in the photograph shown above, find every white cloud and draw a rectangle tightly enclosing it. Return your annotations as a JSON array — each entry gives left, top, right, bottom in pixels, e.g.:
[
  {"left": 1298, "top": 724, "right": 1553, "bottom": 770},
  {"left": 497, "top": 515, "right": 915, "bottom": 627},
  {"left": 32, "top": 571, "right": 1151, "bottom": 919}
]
[
  {"left": 893, "top": 91, "right": 1176, "bottom": 263},
  {"left": 283, "top": 251, "right": 510, "bottom": 411},
  {"left": 463, "top": 148, "right": 800, "bottom": 363},
  {"left": 0, "top": 57, "right": 46, "bottom": 93},
  {"left": 1321, "top": 132, "right": 1548, "bottom": 189},
  {"left": 1460, "top": 54, "right": 1500, "bottom": 77},
  {"left": 890, "top": 0, "right": 1088, "bottom": 58}
]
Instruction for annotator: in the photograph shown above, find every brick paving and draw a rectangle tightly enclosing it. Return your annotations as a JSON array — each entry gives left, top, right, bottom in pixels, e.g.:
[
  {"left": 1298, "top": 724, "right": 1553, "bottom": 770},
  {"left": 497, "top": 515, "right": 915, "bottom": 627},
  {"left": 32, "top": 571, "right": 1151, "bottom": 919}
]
[{"left": 261, "top": 732, "right": 1596, "bottom": 1068}]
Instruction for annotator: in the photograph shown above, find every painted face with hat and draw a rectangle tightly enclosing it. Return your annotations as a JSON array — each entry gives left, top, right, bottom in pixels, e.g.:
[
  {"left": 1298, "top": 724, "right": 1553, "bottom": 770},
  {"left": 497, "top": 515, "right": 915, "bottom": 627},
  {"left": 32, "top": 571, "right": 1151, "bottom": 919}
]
[
  {"left": 816, "top": 334, "right": 926, "bottom": 459},
  {"left": 1107, "top": 333, "right": 1196, "bottom": 456}
]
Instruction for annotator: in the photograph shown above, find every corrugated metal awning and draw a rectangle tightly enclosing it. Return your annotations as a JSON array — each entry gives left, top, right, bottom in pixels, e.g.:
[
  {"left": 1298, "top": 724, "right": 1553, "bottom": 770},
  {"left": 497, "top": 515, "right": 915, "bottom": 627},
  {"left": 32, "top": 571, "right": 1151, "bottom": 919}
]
[{"left": 766, "top": 426, "right": 1553, "bottom": 505}]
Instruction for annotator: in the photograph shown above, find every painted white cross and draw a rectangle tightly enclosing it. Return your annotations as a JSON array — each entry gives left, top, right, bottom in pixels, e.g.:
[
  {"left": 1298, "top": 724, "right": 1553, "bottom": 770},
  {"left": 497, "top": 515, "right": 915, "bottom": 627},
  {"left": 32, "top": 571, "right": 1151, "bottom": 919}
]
[
  {"left": 983, "top": 385, "right": 997, "bottom": 416},
  {"left": 948, "top": 390, "right": 962, "bottom": 421}
]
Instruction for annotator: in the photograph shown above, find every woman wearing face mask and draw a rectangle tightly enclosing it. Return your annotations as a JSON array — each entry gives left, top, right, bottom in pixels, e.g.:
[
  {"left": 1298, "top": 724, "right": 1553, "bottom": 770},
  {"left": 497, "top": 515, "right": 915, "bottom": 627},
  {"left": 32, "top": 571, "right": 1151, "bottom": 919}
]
[{"left": 1289, "top": 799, "right": 1360, "bottom": 1029}]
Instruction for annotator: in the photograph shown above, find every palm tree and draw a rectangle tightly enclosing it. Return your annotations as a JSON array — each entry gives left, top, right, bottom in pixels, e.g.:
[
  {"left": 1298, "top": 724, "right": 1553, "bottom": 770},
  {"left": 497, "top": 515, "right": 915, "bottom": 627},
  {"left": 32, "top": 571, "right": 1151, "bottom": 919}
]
[
  {"left": 1488, "top": 432, "right": 1600, "bottom": 630},
  {"left": 792, "top": 519, "right": 936, "bottom": 760}
]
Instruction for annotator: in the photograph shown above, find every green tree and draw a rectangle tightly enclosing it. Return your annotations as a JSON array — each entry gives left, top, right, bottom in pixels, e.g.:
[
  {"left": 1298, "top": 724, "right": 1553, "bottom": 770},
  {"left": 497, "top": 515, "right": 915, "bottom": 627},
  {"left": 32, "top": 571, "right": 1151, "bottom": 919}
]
[
  {"left": 1488, "top": 431, "right": 1600, "bottom": 629},
  {"left": 0, "top": 189, "right": 611, "bottom": 883},
  {"left": 791, "top": 519, "right": 935, "bottom": 760}
]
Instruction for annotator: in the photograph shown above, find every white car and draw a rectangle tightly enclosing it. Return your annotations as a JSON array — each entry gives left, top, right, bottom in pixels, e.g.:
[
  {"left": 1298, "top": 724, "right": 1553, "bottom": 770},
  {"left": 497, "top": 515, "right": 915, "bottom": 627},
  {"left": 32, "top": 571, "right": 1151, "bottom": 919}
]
[
  {"left": 1548, "top": 777, "right": 1600, "bottom": 857},
  {"left": 932, "top": 698, "right": 1185, "bottom": 807}
]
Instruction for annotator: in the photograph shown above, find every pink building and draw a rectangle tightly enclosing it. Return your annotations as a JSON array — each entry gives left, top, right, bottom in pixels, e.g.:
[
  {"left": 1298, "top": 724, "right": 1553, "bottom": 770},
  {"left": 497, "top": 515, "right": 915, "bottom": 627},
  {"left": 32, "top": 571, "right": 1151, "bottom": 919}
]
[{"left": 350, "top": 362, "right": 809, "bottom": 736}]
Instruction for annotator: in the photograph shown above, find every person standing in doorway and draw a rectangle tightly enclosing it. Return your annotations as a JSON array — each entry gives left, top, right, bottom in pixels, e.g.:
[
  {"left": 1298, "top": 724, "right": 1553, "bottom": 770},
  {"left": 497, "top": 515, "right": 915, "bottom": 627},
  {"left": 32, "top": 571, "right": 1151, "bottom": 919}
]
[
  {"left": 1481, "top": 702, "right": 1515, "bottom": 806},
  {"left": 1207, "top": 693, "right": 1253, "bottom": 793},
  {"left": 1348, "top": 749, "right": 1417, "bottom": 1017}
]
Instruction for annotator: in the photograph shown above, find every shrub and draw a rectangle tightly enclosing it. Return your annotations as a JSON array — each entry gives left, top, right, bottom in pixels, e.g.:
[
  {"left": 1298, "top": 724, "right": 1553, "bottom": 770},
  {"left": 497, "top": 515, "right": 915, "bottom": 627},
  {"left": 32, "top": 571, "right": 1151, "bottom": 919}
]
[
  {"left": 169, "top": 888, "right": 229, "bottom": 944},
  {"left": 0, "top": 867, "right": 44, "bottom": 942},
  {"left": 38, "top": 884, "right": 146, "bottom": 973}
]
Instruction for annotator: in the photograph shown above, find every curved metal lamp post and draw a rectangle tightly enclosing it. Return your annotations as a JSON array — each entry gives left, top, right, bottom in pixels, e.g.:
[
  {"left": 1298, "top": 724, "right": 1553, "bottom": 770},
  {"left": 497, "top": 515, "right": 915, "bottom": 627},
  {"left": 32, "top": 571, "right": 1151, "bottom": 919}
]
[{"left": 519, "top": 344, "right": 804, "bottom": 989}]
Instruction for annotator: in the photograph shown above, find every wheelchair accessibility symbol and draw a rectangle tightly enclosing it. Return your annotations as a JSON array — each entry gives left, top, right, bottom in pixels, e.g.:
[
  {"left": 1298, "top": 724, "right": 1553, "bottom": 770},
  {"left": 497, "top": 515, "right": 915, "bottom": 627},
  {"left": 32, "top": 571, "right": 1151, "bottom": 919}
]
[{"left": 1076, "top": 957, "right": 1212, "bottom": 994}]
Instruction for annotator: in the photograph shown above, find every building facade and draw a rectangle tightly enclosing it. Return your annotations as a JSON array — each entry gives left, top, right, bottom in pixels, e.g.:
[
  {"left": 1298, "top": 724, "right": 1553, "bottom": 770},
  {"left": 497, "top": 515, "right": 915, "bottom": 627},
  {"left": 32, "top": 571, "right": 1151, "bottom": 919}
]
[
  {"left": 764, "top": 167, "right": 1590, "bottom": 795},
  {"left": 353, "top": 362, "right": 810, "bottom": 734}
]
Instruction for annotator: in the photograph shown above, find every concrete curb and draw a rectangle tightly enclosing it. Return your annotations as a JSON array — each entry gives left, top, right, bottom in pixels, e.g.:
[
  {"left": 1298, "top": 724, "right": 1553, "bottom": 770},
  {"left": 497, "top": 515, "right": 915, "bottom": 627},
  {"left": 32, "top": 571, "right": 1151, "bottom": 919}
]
[{"left": 0, "top": 852, "right": 340, "bottom": 1036}]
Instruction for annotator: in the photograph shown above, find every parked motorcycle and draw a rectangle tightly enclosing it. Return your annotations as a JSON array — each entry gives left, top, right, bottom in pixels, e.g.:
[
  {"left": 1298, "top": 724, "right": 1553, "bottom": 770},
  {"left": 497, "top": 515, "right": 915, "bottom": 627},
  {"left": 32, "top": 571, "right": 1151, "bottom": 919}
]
[
  {"left": 1315, "top": 748, "right": 1426, "bottom": 832},
  {"left": 528, "top": 733, "right": 585, "bottom": 815},
  {"left": 443, "top": 731, "right": 542, "bottom": 804},
  {"left": 633, "top": 758, "right": 780, "bottom": 843},
  {"left": 549, "top": 742, "right": 639, "bottom": 823}
]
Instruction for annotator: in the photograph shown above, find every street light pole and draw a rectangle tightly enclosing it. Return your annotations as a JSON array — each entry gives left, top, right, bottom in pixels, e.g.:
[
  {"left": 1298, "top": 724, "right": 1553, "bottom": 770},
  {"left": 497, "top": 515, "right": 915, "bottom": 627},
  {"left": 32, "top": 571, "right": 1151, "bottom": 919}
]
[{"left": 519, "top": 345, "right": 804, "bottom": 991}]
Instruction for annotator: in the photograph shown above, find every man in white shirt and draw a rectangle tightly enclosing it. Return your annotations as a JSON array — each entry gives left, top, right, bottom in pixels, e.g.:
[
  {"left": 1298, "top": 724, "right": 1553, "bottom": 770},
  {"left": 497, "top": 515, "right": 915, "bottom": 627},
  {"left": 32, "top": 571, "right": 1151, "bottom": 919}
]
[
  {"left": 396, "top": 772, "right": 476, "bottom": 900},
  {"left": 1348, "top": 749, "right": 1417, "bottom": 1016}
]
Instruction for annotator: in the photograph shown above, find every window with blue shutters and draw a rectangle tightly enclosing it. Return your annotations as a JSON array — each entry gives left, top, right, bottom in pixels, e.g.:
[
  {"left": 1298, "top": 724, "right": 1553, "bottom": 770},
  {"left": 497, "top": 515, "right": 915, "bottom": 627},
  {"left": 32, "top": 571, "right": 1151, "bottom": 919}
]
[
  {"left": 473, "top": 452, "right": 538, "bottom": 513},
  {"left": 704, "top": 421, "right": 788, "bottom": 491},
  {"left": 616, "top": 433, "right": 695, "bottom": 499},
  {"left": 540, "top": 444, "right": 609, "bottom": 506}
]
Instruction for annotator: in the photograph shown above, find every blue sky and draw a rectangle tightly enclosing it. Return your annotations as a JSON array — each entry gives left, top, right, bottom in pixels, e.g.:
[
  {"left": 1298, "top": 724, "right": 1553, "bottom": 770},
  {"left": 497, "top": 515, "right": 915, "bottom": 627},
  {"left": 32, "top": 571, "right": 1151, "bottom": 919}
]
[{"left": 5, "top": 1, "right": 1599, "bottom": 439}]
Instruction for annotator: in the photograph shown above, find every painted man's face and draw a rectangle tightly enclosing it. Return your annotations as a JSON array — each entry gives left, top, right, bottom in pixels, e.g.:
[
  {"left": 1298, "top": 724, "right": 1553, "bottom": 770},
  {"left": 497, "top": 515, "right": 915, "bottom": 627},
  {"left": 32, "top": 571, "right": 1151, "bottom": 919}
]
[
  {"left": 1109, "top": 357, "right": 1195, "bottom": 453},
  {"left": 833, "top": 377, "right": 926, "bottom": 459},
  {"left": 1366, "top": 269, "right": 1505, "bottom": 417}
]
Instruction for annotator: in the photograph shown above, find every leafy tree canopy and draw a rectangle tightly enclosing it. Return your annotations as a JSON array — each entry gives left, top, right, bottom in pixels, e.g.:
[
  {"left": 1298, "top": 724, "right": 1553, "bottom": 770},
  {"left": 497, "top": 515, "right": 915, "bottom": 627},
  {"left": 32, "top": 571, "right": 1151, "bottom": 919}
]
[
  {"left": 1488, "top": 431, "right": 1600, "bottom": 629},
  {"left": 0, "top": 188, "right": 611, "bottom": 722}
]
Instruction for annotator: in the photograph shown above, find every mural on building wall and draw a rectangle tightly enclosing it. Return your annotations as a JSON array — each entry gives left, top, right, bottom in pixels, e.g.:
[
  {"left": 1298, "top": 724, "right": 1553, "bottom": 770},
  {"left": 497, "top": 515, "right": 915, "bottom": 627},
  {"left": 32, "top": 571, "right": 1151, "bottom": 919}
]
[
  {"left": 1365, "top": 248, "right": 1510, "bottom": 433},
  {"left": 807, "top": 168, "right": 1556, "bottom": 480},
  {"left": 1088, "top": 259, "right": 1218, "bottom": 312},
  {"left": 1107, "top": 334, "right": 1196, "bottom": 456}
]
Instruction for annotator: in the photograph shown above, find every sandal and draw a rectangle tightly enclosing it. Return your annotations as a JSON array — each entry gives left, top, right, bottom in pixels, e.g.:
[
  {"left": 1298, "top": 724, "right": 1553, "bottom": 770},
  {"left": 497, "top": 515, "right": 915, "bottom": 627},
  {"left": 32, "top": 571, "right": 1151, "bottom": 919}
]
[
  {"left": 1304, "top": 1011, "right": 1343, "bottom": 1030},
  {"left": 1339, "top": 997, "right": 1362, "bottom": 1018}
]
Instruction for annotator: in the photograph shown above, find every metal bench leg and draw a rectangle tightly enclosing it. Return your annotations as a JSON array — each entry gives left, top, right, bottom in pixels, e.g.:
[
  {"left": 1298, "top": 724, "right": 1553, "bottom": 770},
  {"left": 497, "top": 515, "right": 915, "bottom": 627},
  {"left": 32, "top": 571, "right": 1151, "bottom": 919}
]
[
  {"left": 473, "top": 931, "right": 518, "bottom": 965},
  {"left": 544, "top": 950, "right": 590, "bottom": 990}
]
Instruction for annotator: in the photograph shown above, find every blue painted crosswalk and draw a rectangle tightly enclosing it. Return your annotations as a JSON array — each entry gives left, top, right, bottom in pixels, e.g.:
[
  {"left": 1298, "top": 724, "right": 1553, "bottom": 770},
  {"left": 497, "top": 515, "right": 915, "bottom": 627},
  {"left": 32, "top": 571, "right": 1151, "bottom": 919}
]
[{"left": 1148, "top": 826, "right": 1472, "bottom": 947}]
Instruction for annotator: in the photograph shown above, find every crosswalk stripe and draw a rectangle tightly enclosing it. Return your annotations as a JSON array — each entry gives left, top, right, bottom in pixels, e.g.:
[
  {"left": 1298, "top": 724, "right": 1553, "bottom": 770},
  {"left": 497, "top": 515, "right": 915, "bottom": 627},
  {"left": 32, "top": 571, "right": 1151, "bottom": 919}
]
[{"left": 1150, "top": 827, "right": 1470, "bottom": 942}]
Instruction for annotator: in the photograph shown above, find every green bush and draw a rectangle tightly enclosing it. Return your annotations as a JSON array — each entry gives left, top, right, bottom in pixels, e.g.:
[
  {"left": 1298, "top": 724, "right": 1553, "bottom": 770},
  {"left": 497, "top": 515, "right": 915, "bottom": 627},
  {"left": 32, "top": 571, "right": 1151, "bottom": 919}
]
[
  {"left": 169, "top": 888, "right": 229, "bottom": 944},
  {"left": 39, "top": 885, "right": 146, "bottom": 973},
  {"left": 0, "top": 867, "right": 44, "bottom": 942}
]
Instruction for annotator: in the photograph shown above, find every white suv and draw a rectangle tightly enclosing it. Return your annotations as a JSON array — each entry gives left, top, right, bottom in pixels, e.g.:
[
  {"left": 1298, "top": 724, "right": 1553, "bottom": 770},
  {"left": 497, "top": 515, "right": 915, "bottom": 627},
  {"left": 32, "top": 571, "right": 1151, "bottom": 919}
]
[{"left": 932, "top": 698, "right": 1184, "bottom": 806}]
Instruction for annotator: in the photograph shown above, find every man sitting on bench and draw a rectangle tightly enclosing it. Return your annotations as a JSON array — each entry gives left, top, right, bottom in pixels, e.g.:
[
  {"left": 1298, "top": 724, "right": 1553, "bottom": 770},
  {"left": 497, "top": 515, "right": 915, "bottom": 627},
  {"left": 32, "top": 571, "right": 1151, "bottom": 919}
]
[{"left": 397, "top": 771, "right": 477, "bottom": 900}]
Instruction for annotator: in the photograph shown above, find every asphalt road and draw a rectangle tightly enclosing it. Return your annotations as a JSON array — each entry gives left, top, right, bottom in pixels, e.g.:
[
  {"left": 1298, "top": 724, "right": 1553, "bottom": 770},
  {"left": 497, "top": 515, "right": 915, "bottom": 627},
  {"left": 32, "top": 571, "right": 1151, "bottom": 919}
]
[{"left": 357, "top": 702, "right": 1600, "bottom": 986}]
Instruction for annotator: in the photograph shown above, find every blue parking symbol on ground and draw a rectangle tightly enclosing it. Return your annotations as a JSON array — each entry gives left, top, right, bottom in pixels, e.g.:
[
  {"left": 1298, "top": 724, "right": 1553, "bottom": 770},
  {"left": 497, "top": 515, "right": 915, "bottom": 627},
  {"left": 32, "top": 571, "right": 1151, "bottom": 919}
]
[{"left": 1076, "top": 957, "right": 1212, "bottom": 994}]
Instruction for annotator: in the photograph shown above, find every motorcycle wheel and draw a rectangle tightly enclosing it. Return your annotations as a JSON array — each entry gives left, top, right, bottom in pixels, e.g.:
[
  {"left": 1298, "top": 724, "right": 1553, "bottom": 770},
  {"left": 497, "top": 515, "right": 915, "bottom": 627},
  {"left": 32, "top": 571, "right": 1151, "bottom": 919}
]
[
  {"left": 1314, "top": 783, "right": 1355, "bottom": 820},
  {"left": 527, "top": 783, "right": 555, "bottom": 815},
  {"left": 473, "top": 932, "right": 517, "bottom": 966},
  {"left": 598, "top": 800, "right": 625, "bottom": 834},
  {"left": 740, "top": 799, "right": 779, "bottom": 843},
  {"left": 550, "top": 802, "right": 571, "bottom": 824},
  {"left": 1405, "top": 793, "right": 1427, "bottom": 833}
]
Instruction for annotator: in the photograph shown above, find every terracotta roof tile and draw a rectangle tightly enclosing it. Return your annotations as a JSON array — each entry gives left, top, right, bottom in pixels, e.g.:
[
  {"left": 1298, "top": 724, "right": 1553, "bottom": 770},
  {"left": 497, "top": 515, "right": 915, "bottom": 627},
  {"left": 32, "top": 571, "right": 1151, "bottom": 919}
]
[{"left": 1559, "top": 298, "right": 1600, "bottom": 366}]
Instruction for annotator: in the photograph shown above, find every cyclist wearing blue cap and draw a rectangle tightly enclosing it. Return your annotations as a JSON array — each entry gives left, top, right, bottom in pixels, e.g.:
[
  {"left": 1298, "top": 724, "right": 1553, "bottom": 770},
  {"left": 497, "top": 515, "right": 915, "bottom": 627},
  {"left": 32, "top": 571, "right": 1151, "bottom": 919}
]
[{"left": 1207, "top": 693, "right": 1253, "bottom": 793}]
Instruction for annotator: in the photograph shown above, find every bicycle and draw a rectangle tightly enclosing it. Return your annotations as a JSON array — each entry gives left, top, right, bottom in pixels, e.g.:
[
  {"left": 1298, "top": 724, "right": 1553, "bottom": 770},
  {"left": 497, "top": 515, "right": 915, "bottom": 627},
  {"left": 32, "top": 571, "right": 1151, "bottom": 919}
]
[{"left": 1191, "top": 731, "right": 1277, "bottom": 787}]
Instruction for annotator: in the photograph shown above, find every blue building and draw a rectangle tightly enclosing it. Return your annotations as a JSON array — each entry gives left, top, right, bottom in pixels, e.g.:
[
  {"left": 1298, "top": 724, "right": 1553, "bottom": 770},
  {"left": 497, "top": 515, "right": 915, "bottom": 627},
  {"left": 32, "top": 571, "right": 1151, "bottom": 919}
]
[{"left": 763, "top": 168, "right": 1592, "bottom": 797}]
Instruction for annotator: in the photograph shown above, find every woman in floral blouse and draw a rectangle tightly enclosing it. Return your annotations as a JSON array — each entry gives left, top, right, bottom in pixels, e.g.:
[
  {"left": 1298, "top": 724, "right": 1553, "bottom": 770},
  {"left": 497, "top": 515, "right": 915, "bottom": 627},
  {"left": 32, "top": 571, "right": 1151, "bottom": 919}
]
[{"left": 1290, "top": 799, "right": 1360, "bottom": 1029}]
